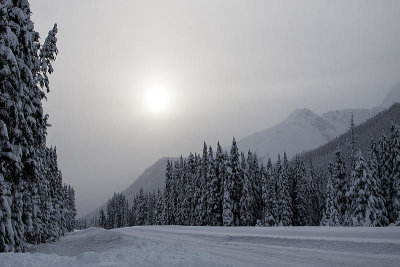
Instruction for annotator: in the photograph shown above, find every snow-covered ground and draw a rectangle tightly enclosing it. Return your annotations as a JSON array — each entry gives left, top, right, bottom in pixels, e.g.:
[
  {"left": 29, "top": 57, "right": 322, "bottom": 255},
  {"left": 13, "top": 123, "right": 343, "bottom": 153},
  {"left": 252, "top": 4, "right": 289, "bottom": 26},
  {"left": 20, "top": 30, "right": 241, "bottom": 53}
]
[{"left": 1, "top": 226, "right": 399, "bottom": 266}]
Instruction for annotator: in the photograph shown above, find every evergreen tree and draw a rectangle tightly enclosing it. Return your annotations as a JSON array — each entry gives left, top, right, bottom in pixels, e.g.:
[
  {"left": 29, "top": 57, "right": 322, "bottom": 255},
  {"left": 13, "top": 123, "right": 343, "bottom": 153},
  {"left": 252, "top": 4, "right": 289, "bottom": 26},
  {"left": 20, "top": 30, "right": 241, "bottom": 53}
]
[
  {"left": 163, "top": 160, "right": 175, "bottom": 225},
  {"left": 262, "top": 159, "right": 277, "bottom": 226},
  {"left": 0, "top": 172, "right": 13, "bottom": 251},
  {"left": 276, "top": 153, "right": 292, "bottom": 226},
  {"left": 207, "top": 146, "right": 222, "bottom": 226},
  {"left": 367, "top": 138, "right": 388, "bottom": 226},
  {"left": 321, "top": 175, "right": 341, "bottom": 226},
  {"left": 347, "top": 112, "right": 359, "bottom": 169},
  {"left": 388, "top": 124, "right": 400, "bottom": 223},
  {"left": 175, "top": 158, "right": 184, "bottom": 225},
  {"left": 213, "top": 143, "right": 225, "bottom": 226},
  {"left": 154, "top": 188, "right": 163, "bottom": 225},
  {"left": 331, "top": 150, "right": 348, "bottom": 224},
  {"left": 129, "top": 198, "right": 137, "bottom": 226},
  {"left": 223, "top": 149, "right": 234, "bottom": 226},
  {"left": 98, "top": 208, "right": 106, "bottom": 228},
  {"left": 308, "top": 161, "right": 324, "bottom": 225},
  {"left": 347, "top": 151, "right": 386, "bottom": 226},
  {"left": 196, "top": 142, "right": 208, "bottom": 225},
  {"left": 191, "top": 153, "right": 202, "bottom": 225},
  {"left": 182, "top": 153, "right": 194, "bottom": 225},
  {"left": 293, "top": 158, "right": 307, "bottom": 226},
  {"left": 378, "top": 133, "right": 392, "bottom": 222},
  {"left": 227, "top": 138, "right": 242, "bottom": 226},
  {"left": 252, "top": 153, "right": 262, "bottom": 223},
  {"left": 240, "top": 151, "right": 257, "bottom": 226},
  {"left": 136, "top": 188, "right": 146, "bottom": 226}
]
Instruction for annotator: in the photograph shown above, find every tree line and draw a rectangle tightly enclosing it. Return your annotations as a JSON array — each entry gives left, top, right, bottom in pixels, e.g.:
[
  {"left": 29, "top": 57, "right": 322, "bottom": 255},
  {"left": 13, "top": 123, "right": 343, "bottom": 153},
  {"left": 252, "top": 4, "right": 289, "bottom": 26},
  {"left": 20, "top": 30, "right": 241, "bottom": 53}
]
[
  {"left": 0, "top": 0, "right": 76, "bottom": 252},
  {"left": 99, "top": 119, "right": 399, "bottom": 229}
]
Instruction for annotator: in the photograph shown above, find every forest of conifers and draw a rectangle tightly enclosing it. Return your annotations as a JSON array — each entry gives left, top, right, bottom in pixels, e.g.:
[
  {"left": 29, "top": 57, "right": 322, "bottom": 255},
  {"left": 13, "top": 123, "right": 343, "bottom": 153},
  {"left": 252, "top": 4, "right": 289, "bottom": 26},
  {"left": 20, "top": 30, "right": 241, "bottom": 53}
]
[{"left": 99, "top": 113, "right": 400, "bottom": 229}]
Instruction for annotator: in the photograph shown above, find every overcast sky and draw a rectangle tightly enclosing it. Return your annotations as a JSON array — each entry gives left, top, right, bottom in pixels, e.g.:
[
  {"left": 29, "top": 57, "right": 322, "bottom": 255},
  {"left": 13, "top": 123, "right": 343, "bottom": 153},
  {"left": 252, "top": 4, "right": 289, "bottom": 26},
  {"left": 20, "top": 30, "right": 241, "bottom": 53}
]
[{"left": 30, "top": 0, "right": 400, "bottom": 216}]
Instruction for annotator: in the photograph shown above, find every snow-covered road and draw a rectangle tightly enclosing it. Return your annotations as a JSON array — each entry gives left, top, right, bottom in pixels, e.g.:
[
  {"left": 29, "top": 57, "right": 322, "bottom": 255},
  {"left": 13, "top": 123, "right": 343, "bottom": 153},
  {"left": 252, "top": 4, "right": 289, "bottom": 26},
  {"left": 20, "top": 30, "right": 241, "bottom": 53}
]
[{"left": 1, "top": 226, "right": 399, "bottom": 266}]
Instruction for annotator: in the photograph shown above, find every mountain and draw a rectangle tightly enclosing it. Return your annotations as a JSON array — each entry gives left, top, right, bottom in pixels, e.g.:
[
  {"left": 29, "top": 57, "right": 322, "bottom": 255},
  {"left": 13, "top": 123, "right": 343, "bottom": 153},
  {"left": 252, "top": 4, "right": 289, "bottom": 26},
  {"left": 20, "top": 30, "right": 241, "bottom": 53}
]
[
  {"left": 235, "top": 107, "right": 378, "bottom": 162},
  {"left": 236, "top": 108, "right": 337, "bottom": 161},
  {"left": 236, "top": 81, "right": 400, "bottom": 161},
  {"left": 84, "top": 157, "right": 173, "bottom": 221},
  {"left": 300, "top": 103, "right": 400, "bottom": 168}
]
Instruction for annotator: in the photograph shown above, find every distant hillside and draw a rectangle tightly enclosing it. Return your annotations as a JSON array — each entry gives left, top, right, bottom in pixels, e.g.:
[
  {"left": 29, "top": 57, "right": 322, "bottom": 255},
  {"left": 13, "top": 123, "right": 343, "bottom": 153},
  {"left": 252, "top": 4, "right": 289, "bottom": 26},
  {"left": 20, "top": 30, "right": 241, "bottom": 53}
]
[{"left": 299, "top": 103, "right": 400, "bottom": 168}]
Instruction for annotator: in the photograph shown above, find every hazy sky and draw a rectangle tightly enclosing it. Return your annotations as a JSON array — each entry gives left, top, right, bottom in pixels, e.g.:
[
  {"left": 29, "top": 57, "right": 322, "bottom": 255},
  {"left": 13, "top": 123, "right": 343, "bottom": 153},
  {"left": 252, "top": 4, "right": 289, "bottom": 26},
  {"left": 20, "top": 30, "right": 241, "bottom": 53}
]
[{"left": 30, "top": 0, "right": 400, "bottom": 216}]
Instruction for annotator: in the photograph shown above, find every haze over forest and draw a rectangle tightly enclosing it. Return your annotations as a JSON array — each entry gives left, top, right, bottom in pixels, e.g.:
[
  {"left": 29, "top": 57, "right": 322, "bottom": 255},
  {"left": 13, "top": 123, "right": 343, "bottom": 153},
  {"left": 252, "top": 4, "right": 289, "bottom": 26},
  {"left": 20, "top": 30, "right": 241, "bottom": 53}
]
[{"left": 30, "top": 0, "right": 400, "bottom": 216}]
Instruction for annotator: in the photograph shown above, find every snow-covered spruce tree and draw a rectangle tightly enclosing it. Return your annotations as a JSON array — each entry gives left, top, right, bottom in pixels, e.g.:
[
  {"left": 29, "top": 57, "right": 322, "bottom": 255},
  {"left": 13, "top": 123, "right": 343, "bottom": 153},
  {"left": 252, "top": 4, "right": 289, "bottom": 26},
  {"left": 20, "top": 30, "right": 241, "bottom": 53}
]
[
  {"left": 321, "top": 174, "right": 340, "bottom": 226},
  {"left": 123, "top": 196, "right": 130, "bottom": 227},
  {"left": 226, "top": 138, "right": 242, "bottom": 226},
  {"left": 308, "top": 161, "right": 324, "bottom": 225},
  {"left": 260, "top": 164, "right": 268, "bottom": 225},
  {"left": 64, "top": 185, "right": 77, "bottom": 231},
  {"left": 0, "top": 0, "right": 37, "bottom": 251},
  {"left": 40, "top": 148, "right": 53, "bottom": 241},
  {"left": 388, "top": 124, "right": 400, "bottom": 223},
  {"left": 180, "top": 158, "right": 189, "bottom": 225},
  {"left": 154, "top": 188, "right": 163, "bottom": 225},
  {"left": 238, "top": 151, "right": 247, "bottom": 225},
  {"left": 41, "top": 147, "right": 62, "bottom": 241},
  {"left": 128, "top": 198, "right": 137, "bottom": 226},
  {"left": 182, "top": 153, "right": 194, "bottom": 225},
  {"left": 196, "top": 142, "right": 208, "bottom": 226},
  {"left": 253, "top": 153, "right": 263, "bottom": 223},
  {"left": 106, "top": 196, "right": 113, "bottom": 229},
  {"left": 240, "top": 151, "right": 257, "bottom": 226},
  {"left": 144, "top": 192, "right": 154, "bottom": 225},
  {"left": 207, "top": 145, "right": 222, "bottom": 226},
  {"left": 98, "top": 208, "right": 107, "bottom": 228},
  {"left": 174, "top": 158, "right": 184, "bottom": 225},
  {"left": 215, "top": 142, "right": 228, "bottom": 226},
  {"left": 293, "top": 158, "right": 307, "bottom": 226},
  {"left": 262, "top": 159, "right": 277, "bottom": 226},
  {"left": 163, "top": 160, "right": 175, "bottom": 225},
  {"left": 276, "top": 153, "right": 292, "bottom": 226},
  {"left": 191, "top": 153, "right": 202, "bottom": 225},
  {"left": 378, "top": 133, "right": 391, "bottom": 222},
  {"left": 223, "top": 149, "right": 234, "bottom": 226},
  {"left": 251, "top": 153, "right": 262, "bottom": 223},
  {"left": 332, "top": 150, "right": 348, "bottom": 224},
  {"left": 0, "top": 172, "right": 13, "bottom": 252},
  {"left": 347, "top": 151, "right": 386, "bottom": 226},
  {"left": 347, "top": 112, "right": 359, "bottom": 170},
  {"left": 367, "top": 137, "right": 388, "bottom": 226},
  {"left": 136, "top": 188, "right": 146, "bottom": 226}
]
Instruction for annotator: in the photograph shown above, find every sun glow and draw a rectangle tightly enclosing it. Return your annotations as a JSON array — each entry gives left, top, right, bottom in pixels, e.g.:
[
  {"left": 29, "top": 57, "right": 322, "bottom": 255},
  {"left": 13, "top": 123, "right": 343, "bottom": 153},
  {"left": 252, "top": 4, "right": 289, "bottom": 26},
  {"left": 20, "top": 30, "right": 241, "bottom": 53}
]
[{"left": 144, "top": 84, "right": 171, "bottom": 115}]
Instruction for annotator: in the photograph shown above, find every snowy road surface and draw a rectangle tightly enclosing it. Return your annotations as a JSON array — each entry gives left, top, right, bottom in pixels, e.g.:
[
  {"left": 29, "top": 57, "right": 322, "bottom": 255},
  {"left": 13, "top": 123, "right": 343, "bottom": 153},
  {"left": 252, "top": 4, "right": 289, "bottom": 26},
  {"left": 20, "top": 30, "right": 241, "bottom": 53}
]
[{"left": 1, "top": 226, "right": 399, "bottom": 266}]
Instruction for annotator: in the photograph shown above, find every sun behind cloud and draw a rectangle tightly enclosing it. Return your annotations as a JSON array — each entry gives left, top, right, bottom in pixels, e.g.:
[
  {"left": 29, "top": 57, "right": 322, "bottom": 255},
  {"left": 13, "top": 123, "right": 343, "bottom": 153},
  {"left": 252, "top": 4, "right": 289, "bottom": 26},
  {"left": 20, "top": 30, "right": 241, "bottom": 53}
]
[{"left": 144, "top": 83, "right": 171, "bottom": 116}]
